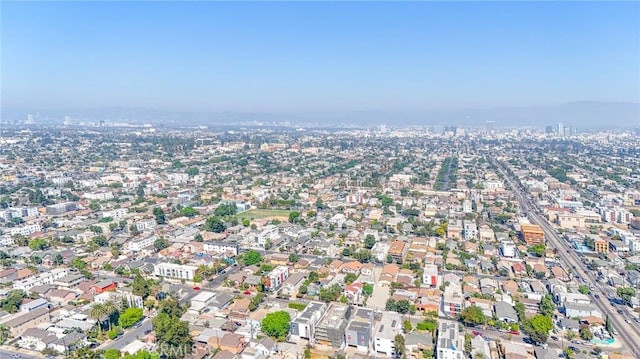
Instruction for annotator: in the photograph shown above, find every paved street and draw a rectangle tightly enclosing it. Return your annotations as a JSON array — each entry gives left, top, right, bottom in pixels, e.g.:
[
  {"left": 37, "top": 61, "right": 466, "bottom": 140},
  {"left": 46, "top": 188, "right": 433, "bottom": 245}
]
[{"left": 0, "top": 348, "right": 42, "bottom": 359}]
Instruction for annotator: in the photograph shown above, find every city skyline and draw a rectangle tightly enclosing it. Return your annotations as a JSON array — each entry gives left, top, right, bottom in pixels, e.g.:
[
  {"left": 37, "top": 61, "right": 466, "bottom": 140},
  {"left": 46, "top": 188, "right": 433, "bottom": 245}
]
[{"left": 2, "top": 1, "right": 639, "bottom": 115}]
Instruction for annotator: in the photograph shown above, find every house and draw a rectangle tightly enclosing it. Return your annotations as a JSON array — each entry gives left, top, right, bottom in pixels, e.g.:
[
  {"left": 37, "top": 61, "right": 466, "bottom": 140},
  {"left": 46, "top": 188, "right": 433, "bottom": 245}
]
[
  {"left": 344, "top": 283, "right": 363, "bottom": 302},
  {"left": 379, "top": 264, "right": 399, "bottom": 286},
  {"left": 340, "top": 261, "right": 363, "bottom": 274},
  {"left": 512, "top": 263, "right": 527, "bottom": 276},
  {"left": 18, "top": 328, "right": 57, "bottom": 352},
  {"left": 280, "top": 272, "right": 306, "bottom": 297},
  {"left": 494, "top": 301, "right": 519, "bottom": 323},
  {"left": 388, "top": 241, "right": 408, "bottom": 263},
  {"left": 218, "top": 332, "right": 246, "bottom": 354},
  {"left": 91, "top": 280, "right": 117, "bottom": 294}
]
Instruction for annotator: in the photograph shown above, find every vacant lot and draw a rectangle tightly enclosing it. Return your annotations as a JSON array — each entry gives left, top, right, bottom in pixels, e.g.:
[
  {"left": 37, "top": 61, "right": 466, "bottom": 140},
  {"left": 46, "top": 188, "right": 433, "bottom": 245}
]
[{"left": 235, "top": 209, "right": 291, "bottom": 220}]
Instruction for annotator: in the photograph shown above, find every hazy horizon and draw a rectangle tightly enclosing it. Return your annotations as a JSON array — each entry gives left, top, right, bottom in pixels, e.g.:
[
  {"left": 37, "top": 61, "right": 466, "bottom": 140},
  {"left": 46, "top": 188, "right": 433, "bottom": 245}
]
[{"left": 2, "top": 1, "right": 639, "bottom": 114}]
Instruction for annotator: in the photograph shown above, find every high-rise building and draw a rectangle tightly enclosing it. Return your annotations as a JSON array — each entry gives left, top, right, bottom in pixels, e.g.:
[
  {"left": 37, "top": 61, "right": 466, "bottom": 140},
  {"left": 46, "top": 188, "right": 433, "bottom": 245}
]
[
  {"left": 485, "top": 121, "right": 495, "bottom": 133},
  {"left": 557, "top": 122, "right": 564, "bottom": 136},
  {"left": 545, "top": 125, "right": 554, "bottom": 134}
]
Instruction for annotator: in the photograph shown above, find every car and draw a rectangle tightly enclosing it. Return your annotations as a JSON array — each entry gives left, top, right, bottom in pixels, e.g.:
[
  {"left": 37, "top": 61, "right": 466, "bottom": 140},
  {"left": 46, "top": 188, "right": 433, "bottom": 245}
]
[
  {"left": 568, "top": 346, "right": 580, "bottom": 352},
  {"left": 144, "top": 329, "right": 152, "bottom": 335},
  {"left": 12, "top": 355, "right": 21, "bottom": 359},
  {"left": 625, "top": 318, "right": 631, "bottom": 324},
  {"left": 594, "top": 294, "right": 600, "bottom": 299},
  {"left": 193, "top": 286, "right": 200, "bottom": 290},
  {"left": 634, "top": 317, "right": 640, "bottom": 323},
  {"left": 472, "top": 331, "right": 481, "bottom": 336},
  {"left": 509, "top": 330, "right": 520, "bottom": 335},
  {"left": 243, "top": 290, "right": 251, "bottom": 295},
  {"left": 617, "top": 309, "right": 624, "bottom": 314}
]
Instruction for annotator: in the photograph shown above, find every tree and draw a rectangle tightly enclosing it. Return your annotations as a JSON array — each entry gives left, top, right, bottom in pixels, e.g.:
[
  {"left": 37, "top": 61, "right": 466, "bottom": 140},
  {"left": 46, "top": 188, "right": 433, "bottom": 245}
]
[
  {"left": 261, "top": 311, "right": 291, "bottom": 342},
  {"left": 152, "top": 311, "right": 193, "bottom": 359},
  {"left": 459, "top": 306, "right": 487, "bottom": 326},
  {"left": 53, "top": 253, "right": 64, "bottom": 265},
  {"left": 180, "top": 207, "right": 198, "bottom": 218},
  {"left": 0, "top": 324, "right": 8, "bottom": 345},
  {"left": 28, "top": 238, "right": 49, "bottom": 251},
  {"left": 579, "top": 327, "right": 593, "bottom": 341},
  {"left": 306, "top": 210, "right": 316, "bottom": 218},
  {"left": 363, "top": 283, "right": 374, "bottom": 297},
  {"left": 288, "top": 253, "right": 299, "bottom": 263},
  {"left": 394, "top": 334, "right": 406, "bottom": 358},
  {"left": 344, "top": 273, "right": 357, "bottom": 285},
  {"left": 288, "top": 211, "right": 300, "bottom": 223},
  {"left": 617, "top": 287, "right": 635, "bottom": 303},
  {"left": 119, "top": 307, "right": 143, "bottom": 328},
  {"left": 204, "top": 216, "right": 226, "bottom": 233},
  {"left": 539, "top": 294, "right": 555, "bottom": 317},
  {"left": 527, "top": 244, "right": 546, "bottom": 257},
  {"left": 319, "top": 284, "right": 343, "bottom": 303},
  {"left": 0, "top": 290, "right": 26, "bottom": 313},
  {"left": 132, "top": 274, "right": 152, "bottom": 298},
  {"left": 578, "top": 285, "right": 589, "bottom": 295},
  {"left": 364, "top": 234, "right": 376, "bottom": 249},
  {"left": 104, "top": 349, "right": 121, "bottom": 359},
  {"left": 403, "top": 320, "right": 413, "bottom": 333},
  {"left": 525, "top": 314, "right": 553, "bottom": 344},
  {"left": 193, "top": 233, "right": 203, "bottom": 242},
  {"left": 154, "top": 237, "right": 169, "bottom": 251},
  {"left": 153, "top": 207, "right": 166, "bottom": 225},
  {"left": 89, "top": 303, "right": 108, "bottom": 333},
  {"left": 71, "top": 347, "right": 103, "bottom": 359},
  {"left": 243, "top": 250, "right": 262, "bottom": 266}
]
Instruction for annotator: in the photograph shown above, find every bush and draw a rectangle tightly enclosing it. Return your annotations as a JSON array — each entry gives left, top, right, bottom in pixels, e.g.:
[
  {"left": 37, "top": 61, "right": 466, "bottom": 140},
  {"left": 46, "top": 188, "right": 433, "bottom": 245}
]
[{"left": 107, "top": 327, "right": 122, "bottom": 340}]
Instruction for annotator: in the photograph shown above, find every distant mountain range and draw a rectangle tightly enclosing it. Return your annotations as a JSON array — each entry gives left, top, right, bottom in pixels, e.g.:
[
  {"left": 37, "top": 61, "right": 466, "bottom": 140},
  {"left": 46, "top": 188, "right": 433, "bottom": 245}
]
[{"left": 2, "top": 101, "right": 639, "bottom": 129}]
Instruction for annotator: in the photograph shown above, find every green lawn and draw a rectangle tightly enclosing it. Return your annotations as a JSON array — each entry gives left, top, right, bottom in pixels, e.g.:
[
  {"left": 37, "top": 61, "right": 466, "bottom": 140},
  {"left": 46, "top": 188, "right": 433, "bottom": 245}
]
[{"left": 235, "top": 209, "right": 291, "bottom": 220}]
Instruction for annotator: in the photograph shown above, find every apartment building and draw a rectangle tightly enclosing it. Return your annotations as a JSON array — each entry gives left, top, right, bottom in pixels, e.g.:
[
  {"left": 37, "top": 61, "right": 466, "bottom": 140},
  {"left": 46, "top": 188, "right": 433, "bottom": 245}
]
[
  {"left": 345, "top": 307, "right": 374, "bottom": 352},
  {"left": 289, "top": 301, "right": 327, "bottom": 342},
  {"left": 13, "top": 268, "right": 70, "bottom": 292},
  {"left": 315, "top": 303, "right": 351, "bottom": 348},
  {"left": 9, "top": 223, "right": 42, "bottom": 236},
  {"left": 374, "top": 311, "right": 402, "bottom": 356},
  {"left": 124, "top": 235, "right": 156, "bottom": 252},
  {"left": 520, "top": 224, "right": 544, "bottom": 245},
  {"left": 388, "top": 241, "right": 408, "bottom": 263},
  {"left": 203, "top": 241, "right": 239, "bottom": 256},
  {"left": 4, "top": 307, "right": 50, "bottom": 337},
  {"left": 154, "top": 263, "right": 198, "bottom": 281},
  {"left": 442, "top": 283, "right": 464, "bottom": 318},
  {"left": 266, "top": 266, "right": 290, "bottom": 291},
  {"left": 436, "top": 321, "right": 465, "bottom": 359}
]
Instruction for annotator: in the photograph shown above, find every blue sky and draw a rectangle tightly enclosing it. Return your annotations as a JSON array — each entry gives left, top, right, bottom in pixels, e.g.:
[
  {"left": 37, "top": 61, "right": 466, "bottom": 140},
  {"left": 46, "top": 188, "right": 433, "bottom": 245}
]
[{"left": 2, "top": 1, "right": 639, "bottom": 112}]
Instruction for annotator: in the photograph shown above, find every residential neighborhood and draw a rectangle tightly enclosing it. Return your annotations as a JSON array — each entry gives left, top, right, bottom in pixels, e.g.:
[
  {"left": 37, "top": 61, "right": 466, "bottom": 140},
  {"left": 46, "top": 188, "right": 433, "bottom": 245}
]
[{"left": 0, "top": 125, "right": 639, "bottom": 359}]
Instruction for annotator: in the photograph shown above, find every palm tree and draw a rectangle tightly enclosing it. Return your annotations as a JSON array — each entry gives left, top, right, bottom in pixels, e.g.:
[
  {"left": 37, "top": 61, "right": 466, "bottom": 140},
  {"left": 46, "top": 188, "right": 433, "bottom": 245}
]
[
  {"left": 89, "top": 303, "right": 107, "bottom": 334},
  {"left": 103, "top": 300, "right": 118, "bottom": 331}
]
